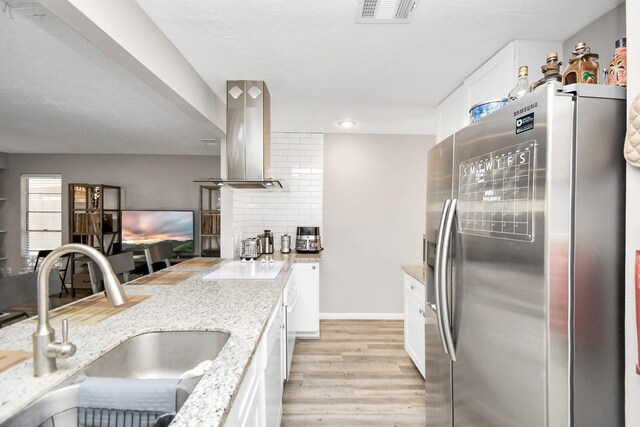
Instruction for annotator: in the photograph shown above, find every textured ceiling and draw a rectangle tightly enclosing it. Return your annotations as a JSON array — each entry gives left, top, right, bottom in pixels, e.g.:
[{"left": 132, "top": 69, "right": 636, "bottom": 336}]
[
  {"left": 0, "top": 8, "right": 221, "bottom": 155},
  {"left": 135, "top": 0, "right": 623, "bottom": 135},
  {"left": 0, "top": 0, "right": 625, "bottom": 154}
]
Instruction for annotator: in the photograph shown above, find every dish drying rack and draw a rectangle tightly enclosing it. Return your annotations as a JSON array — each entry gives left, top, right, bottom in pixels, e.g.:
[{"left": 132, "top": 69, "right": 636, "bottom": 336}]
[{"left": 38, "top": 407, "right": 174, "bottom": 427}]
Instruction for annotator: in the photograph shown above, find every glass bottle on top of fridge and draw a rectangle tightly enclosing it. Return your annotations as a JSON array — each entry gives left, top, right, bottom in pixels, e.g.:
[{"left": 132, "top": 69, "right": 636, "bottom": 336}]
[
  {"left": 508, "top": 66, "right": 530, "bottom": 101},
  {"left": 531, "top": 52, "right": 563, "bottom": 91},
  {"left": 607, "top": 38, "right": 627, "bottom": 87}
]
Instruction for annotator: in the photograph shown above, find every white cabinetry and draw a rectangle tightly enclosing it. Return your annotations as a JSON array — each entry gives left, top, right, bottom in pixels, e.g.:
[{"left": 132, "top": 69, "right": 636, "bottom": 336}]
[
  {"left": 293, "top": 263, "right": 320, "bottom": 338},
  {"left": 464, "top": 42, "right": 516, "bottom": 112},
  {"left": 436, "top": 84, "right": 466, "bottom": 143},
  {"left": 264, "top": 294, "right": 284, "bottom": 427},
  {"left": 225, "top": 294, "right": 283, "bottom": 427},
  {"left": 403, "top": 273, "right": 425, "bottom": 378},
  {"left": 224, "top": 350, "right": 265, "bottom": 427},
  {"left": 435, "top": 40, "right": 563, "bottom": 142}
]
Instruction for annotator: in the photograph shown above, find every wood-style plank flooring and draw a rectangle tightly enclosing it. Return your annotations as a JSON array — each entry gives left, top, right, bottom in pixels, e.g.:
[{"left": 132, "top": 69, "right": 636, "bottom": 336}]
[{"left": 282, "top": 320, "right": 426, "bottom": 426}]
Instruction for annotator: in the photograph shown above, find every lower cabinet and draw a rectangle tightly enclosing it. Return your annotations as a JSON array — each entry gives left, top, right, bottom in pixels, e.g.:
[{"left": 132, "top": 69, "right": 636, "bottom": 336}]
[
  {"left": 403, "top": 273, "right": 426, "bottom": 378},
  {"left": 225, "top": 294, "right": 283, "bottom": 427},
  {"left": 292, "top": 263, "right": 320, "bottom": 338},
  {"left": 225, "top": 262, "right": 321, "bottom": 427},
  {"left": 264, "top": 294, "right": 284, "bottom": 427}
]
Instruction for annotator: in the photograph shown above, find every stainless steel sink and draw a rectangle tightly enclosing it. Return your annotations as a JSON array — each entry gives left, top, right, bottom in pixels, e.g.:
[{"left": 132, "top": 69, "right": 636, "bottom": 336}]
[
  {"left": 3, "top": 383, "right": 81, "bottom": 427},
  {"left": 84, "top": 330, "right": 230, "bottom": 379},
  {"left": 3, "top": 331, "right": 230, "bottom": 427}
]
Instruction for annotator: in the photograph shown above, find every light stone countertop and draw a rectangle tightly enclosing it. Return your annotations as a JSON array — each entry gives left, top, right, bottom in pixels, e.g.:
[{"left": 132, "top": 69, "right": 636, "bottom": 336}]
[
  {"left": 401, "top": 264, "right": 425, "bottom": 285},
  {"left": 0, "top": 252, "right": 321, "bottom": 426}
]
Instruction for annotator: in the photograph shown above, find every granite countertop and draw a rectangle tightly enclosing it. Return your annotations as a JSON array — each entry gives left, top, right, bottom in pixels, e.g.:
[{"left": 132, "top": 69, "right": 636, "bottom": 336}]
[
  {"left": 401, "top": 264, "right": 425, "bottom": 285},
  {"left": 0, "top": 252, "right": 321, "bottom": 426}
]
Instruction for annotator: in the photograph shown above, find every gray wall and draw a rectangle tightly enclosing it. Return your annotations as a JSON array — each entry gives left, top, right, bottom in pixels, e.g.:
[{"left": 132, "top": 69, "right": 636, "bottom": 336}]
[
  {"left": 0, "top": 154, "right": 220, "bottom": 271},
  {"left": 322, "top": 133, "right": 435, "bottom": 315},
  {"left": 562, "top": 2, "right": 626, "bottom": 68}
]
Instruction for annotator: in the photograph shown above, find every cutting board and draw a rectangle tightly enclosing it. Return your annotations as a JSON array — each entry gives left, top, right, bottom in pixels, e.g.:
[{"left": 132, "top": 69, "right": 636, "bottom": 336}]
[
  {"left": 29, "top": 294, "right": 150, "bottom": 326},
  {"left": 173, "top": 258, "right": 223, "bottom": 269},
  {"left": 0, "top": 350, "right": 31, "bottom": 373},
  {"left": 129, "top": 270, "right": 200, "bottom": 286}
]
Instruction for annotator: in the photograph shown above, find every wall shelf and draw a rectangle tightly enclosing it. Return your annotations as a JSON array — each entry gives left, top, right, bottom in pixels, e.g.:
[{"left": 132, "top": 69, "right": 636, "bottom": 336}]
[
  {"left": 68, "top": 183, "right": 122, "bottom": 296},
  {"left": 200, "top": 186, "right": 221, "bottom": 257},
  {"left": 69, "top": 183, "right": 122, "bottom": 254}
]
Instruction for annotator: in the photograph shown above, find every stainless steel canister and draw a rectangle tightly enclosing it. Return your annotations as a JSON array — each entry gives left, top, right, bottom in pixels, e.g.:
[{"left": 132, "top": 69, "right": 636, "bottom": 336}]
[{"left": 281, "top": 234, "right": 291, "bottom": 253}]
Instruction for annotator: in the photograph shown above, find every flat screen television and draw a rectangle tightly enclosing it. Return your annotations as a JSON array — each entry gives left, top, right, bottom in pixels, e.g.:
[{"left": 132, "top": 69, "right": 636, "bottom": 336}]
[{"left": 121, "top": 210, "right": 194, "bottom": 254}]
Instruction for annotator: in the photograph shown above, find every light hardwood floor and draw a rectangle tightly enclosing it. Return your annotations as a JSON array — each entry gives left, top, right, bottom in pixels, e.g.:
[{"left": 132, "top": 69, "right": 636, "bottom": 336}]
[{"left": 282, "top": 320, "right": 426, "bottom": 427}]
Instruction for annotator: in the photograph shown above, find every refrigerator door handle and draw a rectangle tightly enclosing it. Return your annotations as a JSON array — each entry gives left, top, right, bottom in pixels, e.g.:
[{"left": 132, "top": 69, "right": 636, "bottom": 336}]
[
  {"left": 439, "top": 198, "right": 457, "bottom": 361},
  {"left": 434, "top": 199, "right": 451, "bottom": 355}
]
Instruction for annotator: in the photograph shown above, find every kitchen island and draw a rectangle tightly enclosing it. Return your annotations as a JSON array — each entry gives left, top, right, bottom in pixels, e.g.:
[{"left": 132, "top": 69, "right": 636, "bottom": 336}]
[{"left": 0, "top": 253, "right": 320, "bottom": 426}]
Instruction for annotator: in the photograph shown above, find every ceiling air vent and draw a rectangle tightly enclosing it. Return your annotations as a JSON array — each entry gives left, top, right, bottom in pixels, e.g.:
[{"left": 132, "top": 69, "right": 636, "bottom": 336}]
[{"left": 356, "top": 0, "right": 420, "bottom": 24}]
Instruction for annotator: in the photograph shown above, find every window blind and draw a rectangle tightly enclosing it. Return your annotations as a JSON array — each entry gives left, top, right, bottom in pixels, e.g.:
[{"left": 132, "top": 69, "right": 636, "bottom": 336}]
[{"left": 21, "top": 175, "right": 62, "bottom": 263}]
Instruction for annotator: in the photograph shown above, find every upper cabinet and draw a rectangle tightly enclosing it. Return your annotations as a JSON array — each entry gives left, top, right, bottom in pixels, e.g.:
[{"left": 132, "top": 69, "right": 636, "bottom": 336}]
[
  {"left": 436, "top": 85, "right": 466, "bottom": 144},
  {"left": 436, "top": 40, "right": 563, "bottom": 143}
]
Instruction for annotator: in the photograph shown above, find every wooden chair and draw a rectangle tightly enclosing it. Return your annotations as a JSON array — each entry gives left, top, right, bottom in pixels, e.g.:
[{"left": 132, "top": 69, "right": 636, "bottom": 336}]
[
  {"left": 87, "top": 252, "right": 135, "bottom": 294},
  {"left": 33, "top": 250, "right": 70, "bottom": 296},
  {"left": 0, "top": 269, "right": 62, "bottom": 327},
  {"left": 144, "top": 242, "right": 174, "bottom": 274}
]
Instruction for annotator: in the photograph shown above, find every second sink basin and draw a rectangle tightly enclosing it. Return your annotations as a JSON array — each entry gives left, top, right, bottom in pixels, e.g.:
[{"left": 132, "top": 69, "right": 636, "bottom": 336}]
[
  {"left": 84, "top": 330, "right": 230, "bottom": 379},
  {"left": 2, "top": 330, "right": 230, "bottom": 427}
]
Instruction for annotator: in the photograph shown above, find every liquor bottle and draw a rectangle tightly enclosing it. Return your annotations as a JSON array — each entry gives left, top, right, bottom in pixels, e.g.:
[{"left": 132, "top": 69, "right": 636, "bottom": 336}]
[
  {"left": 607, "top": 38, "right": 627, "bottom": 87},
  {"left": 531, "top": 52, "right": 563, "bottom": 91},
  {"left": 508, "top": 66, "right": 530, "bottom": 101}
]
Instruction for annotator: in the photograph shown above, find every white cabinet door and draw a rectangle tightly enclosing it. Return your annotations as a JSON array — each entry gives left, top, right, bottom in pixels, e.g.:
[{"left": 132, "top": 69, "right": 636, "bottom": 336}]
[
  {"left": 226, "top": 296, "right": 283, "bottom": 427},
  {"left": 465, "top": 42, "right": 516, "bottom": 109},
  {"left": 293, "top": 263, "right": 320, "bottom": 338},
  {"left": 283, "top": 271, "right": 298, "bottom": 380},
  {"left": 264, "top": 295, "right": 283, "bottom": 427},
  {"left": 436, "top": 84, "right": 466, "bottom": 143},
  {"left": 224, "top": 355, "right": 264, "bottom": 427},
  {"left": 243, "top": 374, "right": 265, "bottom": 427},
  {"left": 403, "top": 274, "right": 425, "bottom": 378}
]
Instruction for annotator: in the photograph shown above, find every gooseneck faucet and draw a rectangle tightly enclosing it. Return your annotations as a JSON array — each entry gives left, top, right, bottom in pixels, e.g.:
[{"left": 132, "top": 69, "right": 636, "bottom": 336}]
[{"left": 33, "top": 244, "right": 128, "bottom": 377}]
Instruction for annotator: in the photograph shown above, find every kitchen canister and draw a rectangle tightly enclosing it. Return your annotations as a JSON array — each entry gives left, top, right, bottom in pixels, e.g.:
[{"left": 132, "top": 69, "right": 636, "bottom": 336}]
[
  {"left": 469, "top": 99, "right": 508, "bottom": 123},
  {"left": 281, "top": 234, "right": 291, "bottom": 253}
]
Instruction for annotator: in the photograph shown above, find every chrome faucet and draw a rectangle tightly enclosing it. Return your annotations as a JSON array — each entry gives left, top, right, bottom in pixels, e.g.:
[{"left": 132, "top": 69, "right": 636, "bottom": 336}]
[{"left": 33, "top": 244, "right": 128, "bottom": 377}]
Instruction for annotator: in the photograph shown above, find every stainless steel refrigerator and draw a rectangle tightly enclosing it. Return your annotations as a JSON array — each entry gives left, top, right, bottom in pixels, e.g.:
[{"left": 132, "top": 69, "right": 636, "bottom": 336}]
[{"left": 425, "top": 83, "right": 626, "bottom": 427}]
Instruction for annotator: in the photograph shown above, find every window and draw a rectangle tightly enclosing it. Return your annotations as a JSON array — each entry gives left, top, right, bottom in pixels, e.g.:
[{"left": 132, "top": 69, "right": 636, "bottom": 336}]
[{"left": 21, "top": 175, "right": 62, "bottom": 267}]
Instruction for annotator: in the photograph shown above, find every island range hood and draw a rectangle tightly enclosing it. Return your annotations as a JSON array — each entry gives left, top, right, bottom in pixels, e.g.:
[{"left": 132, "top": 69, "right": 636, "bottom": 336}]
[{"left": 195, "top": 80, "right": 283, "bottom": 189}]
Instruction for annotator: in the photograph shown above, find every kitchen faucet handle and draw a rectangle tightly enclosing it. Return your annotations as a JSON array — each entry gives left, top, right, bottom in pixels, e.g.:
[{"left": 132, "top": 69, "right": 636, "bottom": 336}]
[
  {"left": 45, "top": 319, "right": 77, "bottom": 360},
  {"left": 61, "top": 319, "right": 69, "bottom": 343}
]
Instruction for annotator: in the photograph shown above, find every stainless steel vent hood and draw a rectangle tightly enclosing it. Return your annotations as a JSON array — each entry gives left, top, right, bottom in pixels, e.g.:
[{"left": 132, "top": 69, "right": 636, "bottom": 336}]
[{"left": 195, "top": 80, "right": 283, "bottom": 189}]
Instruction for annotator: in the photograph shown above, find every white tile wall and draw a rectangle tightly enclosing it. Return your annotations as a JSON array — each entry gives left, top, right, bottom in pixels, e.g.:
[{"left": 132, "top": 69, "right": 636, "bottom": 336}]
[{"left": 231, "top": 133, "right": 323, "bottom": 253}]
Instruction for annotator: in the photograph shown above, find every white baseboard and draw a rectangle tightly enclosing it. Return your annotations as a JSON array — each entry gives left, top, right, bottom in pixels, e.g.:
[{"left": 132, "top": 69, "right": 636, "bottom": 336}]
[{"left": 320, "top": 313, "right": 404, "bottom": 320}]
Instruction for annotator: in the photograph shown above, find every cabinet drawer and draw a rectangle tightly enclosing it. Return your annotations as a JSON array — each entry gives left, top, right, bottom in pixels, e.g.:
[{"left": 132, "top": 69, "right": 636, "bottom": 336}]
[{"left": 404, "top": 273, "right": 425, "bottom": 303}]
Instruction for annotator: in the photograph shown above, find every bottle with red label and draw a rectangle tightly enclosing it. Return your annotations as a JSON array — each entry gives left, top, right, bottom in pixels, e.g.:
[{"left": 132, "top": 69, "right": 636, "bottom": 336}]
[{"left": 607, "top": 38, "right": 627, "bottom": 87}]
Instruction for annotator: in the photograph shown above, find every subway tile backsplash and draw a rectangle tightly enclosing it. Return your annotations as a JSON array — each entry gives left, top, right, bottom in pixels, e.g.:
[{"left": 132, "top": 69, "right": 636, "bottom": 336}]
[{"left": 231, "top": 133, "right": 323, "bottom": 253}]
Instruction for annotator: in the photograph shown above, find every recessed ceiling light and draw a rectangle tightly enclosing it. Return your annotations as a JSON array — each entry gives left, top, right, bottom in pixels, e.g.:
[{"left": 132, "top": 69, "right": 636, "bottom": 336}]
[
  {"left": 338, "top": 120, "right": 357, "bottom": 128},
  {"left": 217, "top": 183, "right": 224, "bottom": 186}
]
